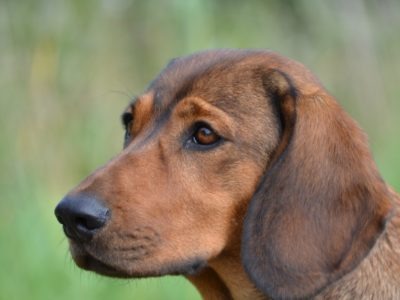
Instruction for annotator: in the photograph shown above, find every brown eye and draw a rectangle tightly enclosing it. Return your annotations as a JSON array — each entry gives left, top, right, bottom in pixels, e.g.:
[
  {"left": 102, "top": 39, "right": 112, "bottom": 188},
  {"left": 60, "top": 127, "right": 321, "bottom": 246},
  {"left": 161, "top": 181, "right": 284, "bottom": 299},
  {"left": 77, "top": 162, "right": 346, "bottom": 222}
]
[{"left": 192, "top": 126, "right": 220, "bottom": 146}]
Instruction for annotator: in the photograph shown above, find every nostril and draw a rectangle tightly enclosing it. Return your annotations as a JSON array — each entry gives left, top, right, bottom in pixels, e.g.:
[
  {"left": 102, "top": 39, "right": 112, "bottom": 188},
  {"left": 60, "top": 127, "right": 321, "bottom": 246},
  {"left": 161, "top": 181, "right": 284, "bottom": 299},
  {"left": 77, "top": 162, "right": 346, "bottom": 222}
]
[
  {"left": 75, "top": 216, "right": 88, "bottom": 230},
  {"left": 75, "top": 216, "right": 91, "bottom": 232},
  {"left": 75, "top": 212, "right": 109, "bottom": 232}
]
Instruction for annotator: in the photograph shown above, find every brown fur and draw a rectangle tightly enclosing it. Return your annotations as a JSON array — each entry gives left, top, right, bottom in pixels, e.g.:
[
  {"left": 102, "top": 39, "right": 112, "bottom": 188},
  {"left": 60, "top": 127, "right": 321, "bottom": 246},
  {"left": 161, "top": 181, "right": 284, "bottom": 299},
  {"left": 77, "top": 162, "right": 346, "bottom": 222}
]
[{"left": 57, "top": 49, "right": 400, "bottom": 299}]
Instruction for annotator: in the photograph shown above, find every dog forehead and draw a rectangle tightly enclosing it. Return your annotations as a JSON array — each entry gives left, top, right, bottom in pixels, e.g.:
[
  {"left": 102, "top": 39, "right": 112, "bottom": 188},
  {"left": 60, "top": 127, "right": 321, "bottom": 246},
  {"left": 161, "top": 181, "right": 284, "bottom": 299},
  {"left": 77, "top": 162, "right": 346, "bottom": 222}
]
[
  {"left": 146, "top": 50, "right": 271, "bottom": 111},
  {"left": 134, "top": 49, "right": 322, "bottom": 128},
  {"left": 151, "top": 49, "right": 255, "bottom": 88}
]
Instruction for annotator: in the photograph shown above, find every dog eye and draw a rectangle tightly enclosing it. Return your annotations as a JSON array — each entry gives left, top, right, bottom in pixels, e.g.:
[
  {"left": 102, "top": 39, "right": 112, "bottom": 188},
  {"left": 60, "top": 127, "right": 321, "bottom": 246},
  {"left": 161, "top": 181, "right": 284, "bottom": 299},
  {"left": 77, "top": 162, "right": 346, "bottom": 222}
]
[
  {"left": 121, "top": 112, "right": 133, "bottom": 145},
  {"left": 122, "top": 112, "right": 133, "bottom": 129},
  {"left": 192, "top": 125, "right": 221, "bottom": 146}
]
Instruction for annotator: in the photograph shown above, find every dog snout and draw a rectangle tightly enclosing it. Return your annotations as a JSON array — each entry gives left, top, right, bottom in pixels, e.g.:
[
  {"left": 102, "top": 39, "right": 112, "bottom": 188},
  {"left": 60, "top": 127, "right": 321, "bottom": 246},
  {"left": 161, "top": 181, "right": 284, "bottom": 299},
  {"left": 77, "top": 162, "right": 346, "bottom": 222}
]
[{"left": 55, "top": 194, "right": 110, "bottom": 241}]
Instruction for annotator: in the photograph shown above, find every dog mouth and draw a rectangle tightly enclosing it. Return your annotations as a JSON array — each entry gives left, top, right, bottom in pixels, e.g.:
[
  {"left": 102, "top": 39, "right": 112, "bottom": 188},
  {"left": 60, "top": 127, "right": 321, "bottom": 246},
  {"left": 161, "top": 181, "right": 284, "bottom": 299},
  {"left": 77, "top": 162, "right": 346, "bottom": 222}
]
[
  {"left": 70, "top": 246, "right": 130, "bottom": 278},
  {"left": 69, "top": 241, "right": 207, "bottom": 278},
  {"left": 77, "top": 254, "right": 127, "bottom": 277}
]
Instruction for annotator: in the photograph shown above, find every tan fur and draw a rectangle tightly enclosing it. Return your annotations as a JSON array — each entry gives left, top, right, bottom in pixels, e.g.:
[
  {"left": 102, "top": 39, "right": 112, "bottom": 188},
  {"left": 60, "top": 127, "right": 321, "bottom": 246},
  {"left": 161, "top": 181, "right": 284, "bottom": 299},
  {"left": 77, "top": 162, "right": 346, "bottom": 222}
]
[{"left": 57, "top": 50, "right": 400, "bottom": 299}]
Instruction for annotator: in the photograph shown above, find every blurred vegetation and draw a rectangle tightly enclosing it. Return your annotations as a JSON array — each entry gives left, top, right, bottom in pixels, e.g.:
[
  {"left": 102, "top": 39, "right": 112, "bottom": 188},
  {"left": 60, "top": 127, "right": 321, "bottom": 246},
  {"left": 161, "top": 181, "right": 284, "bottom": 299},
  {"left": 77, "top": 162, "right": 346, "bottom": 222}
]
[{"left": 1, "top": 0, "right": 399, "bottom": 299}]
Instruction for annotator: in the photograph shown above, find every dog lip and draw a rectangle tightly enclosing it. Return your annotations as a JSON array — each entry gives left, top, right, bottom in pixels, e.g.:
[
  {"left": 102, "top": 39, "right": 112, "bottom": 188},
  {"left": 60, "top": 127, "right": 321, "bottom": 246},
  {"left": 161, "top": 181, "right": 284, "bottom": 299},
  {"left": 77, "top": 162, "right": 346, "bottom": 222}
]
[
  {"left": 69, "top": 239, "right": 208, "bottom": 278},
  {"left": 82, "top": 254, "right": 207, "bottom": 278},
  {"left": 86, "top": 257, "right": 121, "bottom": 276},
  {"left": 75, "top": 252, "right": 130, "bottom": 278},
  {"left": 167, "top": 258, "right": 208, "bottom": 276},
  {"left": 182, "top": 260, "right": 207, "bottom": 276},
  {"left": 73, "top": 248, "right": 208, "bottom": 278}
]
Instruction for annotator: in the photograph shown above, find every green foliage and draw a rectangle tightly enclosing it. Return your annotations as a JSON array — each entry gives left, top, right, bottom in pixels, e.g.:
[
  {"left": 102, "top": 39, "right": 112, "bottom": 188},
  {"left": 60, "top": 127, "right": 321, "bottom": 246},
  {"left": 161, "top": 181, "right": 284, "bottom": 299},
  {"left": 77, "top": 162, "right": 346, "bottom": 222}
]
[{"left": 1, "top": 1, "right": 399, "bottom": 299}]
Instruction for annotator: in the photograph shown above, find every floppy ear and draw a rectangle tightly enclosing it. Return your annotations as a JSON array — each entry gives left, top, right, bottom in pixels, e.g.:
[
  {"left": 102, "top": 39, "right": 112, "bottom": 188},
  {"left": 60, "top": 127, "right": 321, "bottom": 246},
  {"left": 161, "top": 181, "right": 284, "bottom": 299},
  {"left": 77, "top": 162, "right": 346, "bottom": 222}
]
[{"left": 242, "top": 69, "right": 392, "bottom": 299}]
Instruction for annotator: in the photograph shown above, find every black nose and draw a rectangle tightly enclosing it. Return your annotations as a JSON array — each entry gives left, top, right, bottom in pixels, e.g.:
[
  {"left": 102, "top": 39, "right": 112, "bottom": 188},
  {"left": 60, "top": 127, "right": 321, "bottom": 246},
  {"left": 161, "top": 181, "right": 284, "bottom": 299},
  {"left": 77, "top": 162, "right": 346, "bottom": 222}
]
[{"left": 55, "top": 194, "right": 110, "bottom": 241}]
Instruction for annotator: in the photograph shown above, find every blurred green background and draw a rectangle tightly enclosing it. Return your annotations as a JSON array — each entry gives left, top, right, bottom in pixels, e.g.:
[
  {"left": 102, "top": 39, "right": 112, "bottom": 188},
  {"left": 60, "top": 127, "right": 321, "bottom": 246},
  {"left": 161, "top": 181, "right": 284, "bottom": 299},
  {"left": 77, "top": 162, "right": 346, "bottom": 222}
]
[{"left": 1, "top": 0, "right": 399, "bottom": 299}]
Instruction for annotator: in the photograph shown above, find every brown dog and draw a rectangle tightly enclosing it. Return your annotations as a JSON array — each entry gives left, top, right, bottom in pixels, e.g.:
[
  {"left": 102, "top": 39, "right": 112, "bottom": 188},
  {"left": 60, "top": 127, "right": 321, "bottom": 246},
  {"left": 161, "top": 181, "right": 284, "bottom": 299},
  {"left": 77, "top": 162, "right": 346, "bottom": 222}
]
[{"left": 55, "top": 49, "right": 400, "bottom": 299}]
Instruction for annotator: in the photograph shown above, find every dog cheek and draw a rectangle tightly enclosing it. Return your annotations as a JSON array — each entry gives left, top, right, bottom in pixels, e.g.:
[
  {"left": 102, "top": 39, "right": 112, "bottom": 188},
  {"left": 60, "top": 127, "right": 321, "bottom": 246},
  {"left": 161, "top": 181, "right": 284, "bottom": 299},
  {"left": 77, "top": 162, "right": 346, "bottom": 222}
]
[{"left": 215, "top": 157, "right": 264, "bottom": 199}]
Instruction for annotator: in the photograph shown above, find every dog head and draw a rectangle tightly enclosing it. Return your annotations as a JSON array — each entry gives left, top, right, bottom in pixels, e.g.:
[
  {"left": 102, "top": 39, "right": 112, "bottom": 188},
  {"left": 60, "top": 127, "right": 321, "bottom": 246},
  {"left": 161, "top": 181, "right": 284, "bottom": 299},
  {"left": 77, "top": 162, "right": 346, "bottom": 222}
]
[{"left": 55, "top": 49, "right": 391, "bottom": 298}]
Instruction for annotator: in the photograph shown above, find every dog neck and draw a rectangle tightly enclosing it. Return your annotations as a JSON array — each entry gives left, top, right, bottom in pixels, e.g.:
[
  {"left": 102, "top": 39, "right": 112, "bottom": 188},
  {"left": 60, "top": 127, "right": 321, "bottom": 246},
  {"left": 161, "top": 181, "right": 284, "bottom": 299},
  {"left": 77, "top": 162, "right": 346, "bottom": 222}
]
[{"left": 186, "top": 248, "right": 267, "bottom": 300}]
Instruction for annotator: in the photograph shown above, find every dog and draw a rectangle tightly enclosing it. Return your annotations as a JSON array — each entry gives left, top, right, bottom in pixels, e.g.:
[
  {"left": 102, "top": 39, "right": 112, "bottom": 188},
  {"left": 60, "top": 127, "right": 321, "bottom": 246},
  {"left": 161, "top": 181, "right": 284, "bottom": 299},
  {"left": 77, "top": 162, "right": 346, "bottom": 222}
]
[{"left": 55, "top": 49, "right": 400, "bottom": 299}]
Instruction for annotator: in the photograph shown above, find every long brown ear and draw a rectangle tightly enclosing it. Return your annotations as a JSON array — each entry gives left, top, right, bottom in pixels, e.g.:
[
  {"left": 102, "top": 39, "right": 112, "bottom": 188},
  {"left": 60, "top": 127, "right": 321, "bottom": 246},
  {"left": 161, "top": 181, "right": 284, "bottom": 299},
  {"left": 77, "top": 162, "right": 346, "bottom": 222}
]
[{"left": 242, "top": 69, "right": 392, "bottom": 299}]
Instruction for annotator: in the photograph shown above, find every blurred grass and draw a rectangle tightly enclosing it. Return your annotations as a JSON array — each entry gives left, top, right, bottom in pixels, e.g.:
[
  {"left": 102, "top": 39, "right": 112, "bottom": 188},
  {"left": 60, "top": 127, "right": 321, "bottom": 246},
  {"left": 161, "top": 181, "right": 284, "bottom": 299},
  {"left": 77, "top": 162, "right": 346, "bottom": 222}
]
[{"left": 1, "top": 0, "right": 400, "bottom": 299}]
